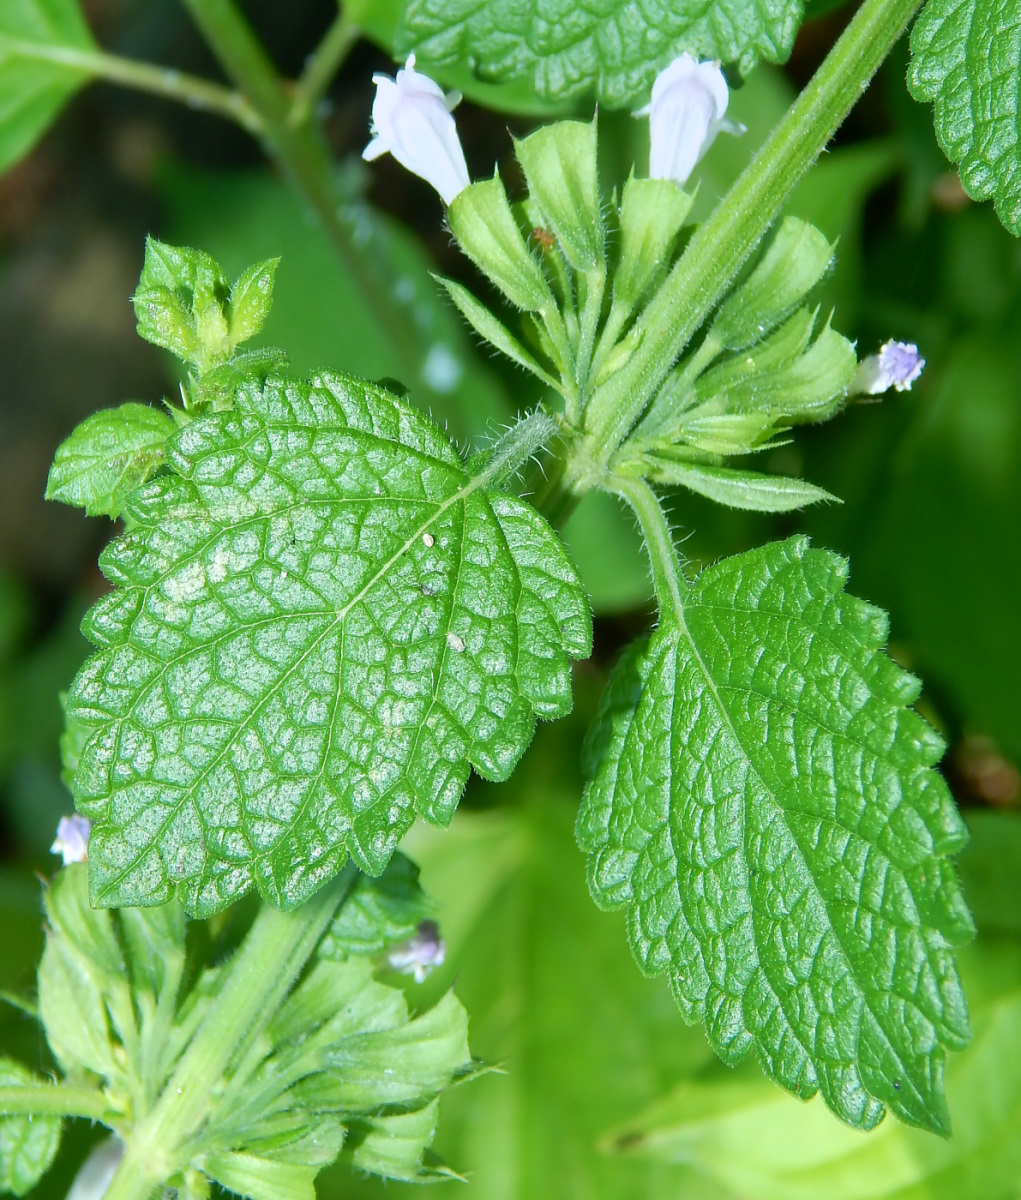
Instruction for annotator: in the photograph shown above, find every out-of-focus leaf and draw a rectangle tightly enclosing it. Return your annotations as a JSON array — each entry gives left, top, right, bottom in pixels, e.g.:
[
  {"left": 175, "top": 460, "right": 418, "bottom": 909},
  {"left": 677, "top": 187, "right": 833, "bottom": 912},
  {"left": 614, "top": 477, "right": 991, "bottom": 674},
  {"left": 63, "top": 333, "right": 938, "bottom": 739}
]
[
  {"left": 605, "top": 939, "right": 1021, "bottom": 1200},
  {"left": 321, "top": 717, "right": 717, "bottom": 1200},
  {"left": 0, "top": 0, "right": 95, "bottom": 175},
  {"left": 160, "top": 166, "right": 512, "bottom": 442}
]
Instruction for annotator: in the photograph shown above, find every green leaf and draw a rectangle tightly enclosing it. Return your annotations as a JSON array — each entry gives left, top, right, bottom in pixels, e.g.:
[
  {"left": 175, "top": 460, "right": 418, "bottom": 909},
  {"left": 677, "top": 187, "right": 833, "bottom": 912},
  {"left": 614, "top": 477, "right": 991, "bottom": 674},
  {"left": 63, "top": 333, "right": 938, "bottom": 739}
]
[
  {"left": 908, "top": 0, "right": 1021, "bottom": 235},
  {"left": 320, "top": 853, "right": 435, "bottom": 958},
  {"left": 604, "top": 940, "right": 1021, "bottom": 1200},
  {"left": 323, "top": 742, "right": 716, "bottom": 1200},
  {"left": 577, "top": 536, "right": 974, "bottom": 1133},
  {"left": 45, "top": 403, "right": 176, "bottom": 520},
  {"left": 642, "top": 460, "right": 838, "bottom": 512},
  {"left": 396, "top": 0, "right": 806, "bottom": 105},
  {"left": 67, "top": 372, "right": 591, "bottom": 915},
  {"left": 0, "top": 0, "right": 95, "bottom": 176},
  {"left": 0, "top": 1060, "right": 61, "bottom": 1197},
  {"left": 228, "top": 257, "right": 279, "bottom": 350}
]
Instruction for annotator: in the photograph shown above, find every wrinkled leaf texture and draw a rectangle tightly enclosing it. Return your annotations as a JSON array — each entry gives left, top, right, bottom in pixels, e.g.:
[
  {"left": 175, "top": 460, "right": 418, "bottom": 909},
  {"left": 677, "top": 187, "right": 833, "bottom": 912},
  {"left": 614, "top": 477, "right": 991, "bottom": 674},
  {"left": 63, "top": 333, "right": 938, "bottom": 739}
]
[
  {"left": 577, "top": 537, "right": 973, "bottom": 1133},
  {"left": 68, "top": 371, "right": 591, "bottom": 916},
  {"left": 909, "top": 0, "right": 1021, "bottom": 235},
  {"left": 397, "top": 0, "right": 805, "bottom": 106}
]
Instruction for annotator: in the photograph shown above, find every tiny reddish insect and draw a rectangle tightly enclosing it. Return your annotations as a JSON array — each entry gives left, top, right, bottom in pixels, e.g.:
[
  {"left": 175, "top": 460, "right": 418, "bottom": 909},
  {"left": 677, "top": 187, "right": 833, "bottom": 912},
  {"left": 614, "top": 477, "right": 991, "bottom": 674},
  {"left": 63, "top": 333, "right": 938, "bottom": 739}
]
[{"left": 531, "top": 226, "right": 556, "bottom": 251}]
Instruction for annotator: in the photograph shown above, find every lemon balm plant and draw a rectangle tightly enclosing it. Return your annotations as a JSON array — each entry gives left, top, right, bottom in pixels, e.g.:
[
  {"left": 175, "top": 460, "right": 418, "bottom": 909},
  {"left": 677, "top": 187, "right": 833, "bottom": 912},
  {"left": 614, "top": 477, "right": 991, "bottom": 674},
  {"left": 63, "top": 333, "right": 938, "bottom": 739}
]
[{"left": 0, "top": 0, "right": 1012, "bottom": 1195}]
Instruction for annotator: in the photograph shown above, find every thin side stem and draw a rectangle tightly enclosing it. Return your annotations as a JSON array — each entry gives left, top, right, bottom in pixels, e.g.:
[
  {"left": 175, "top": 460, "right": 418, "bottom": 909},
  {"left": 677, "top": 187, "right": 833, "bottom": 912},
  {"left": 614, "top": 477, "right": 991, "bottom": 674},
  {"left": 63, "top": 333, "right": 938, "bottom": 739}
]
[
  {"left": 102, "top": 869, "right": 355, "bottom": 1200},
  {"left": 0, "top": 37, "right": 262, "bottom": 133},
  {"left": 0, "top": 1084, "right": 112, "bottom": 1122},
  {"left": 289, "top": 9, "right": 360, "bottom": 126},
  {"left": 609, "top": 474, "right": 687, "bottom": 618},
  {"left": 582, "top": 0, "right": 924, "bottom": 459},
  {"left": 178, "top": 0, "right": 418, "bottom": 384}
]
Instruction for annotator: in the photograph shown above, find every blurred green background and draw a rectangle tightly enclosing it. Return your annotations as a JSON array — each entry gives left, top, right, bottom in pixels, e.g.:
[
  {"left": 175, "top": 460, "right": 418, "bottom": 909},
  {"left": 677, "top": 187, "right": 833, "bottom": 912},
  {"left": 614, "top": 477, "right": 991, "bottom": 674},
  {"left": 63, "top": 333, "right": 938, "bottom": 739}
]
[{"left": 1, "top": 1, "right": 1019, "bottom": 1196}]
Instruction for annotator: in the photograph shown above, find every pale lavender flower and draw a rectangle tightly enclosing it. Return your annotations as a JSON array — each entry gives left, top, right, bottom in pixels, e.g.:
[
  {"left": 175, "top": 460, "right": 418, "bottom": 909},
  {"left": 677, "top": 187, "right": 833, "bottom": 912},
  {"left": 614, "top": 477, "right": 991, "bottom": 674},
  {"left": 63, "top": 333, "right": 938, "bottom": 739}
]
[
  {"left": 855, "top": 340, "right": 925, "bottom": 394},
  {"left": 363, "top": 55, "right": 470, "bottom": 205},
  {"left": 637, "top": 54, "right": 745, "bottom": 187},
  {"left": 51, "top": 814, "right": 90, "bottom": 865},
  {"left": 387, "top": 920, "right": 446, "bottom": 984}
]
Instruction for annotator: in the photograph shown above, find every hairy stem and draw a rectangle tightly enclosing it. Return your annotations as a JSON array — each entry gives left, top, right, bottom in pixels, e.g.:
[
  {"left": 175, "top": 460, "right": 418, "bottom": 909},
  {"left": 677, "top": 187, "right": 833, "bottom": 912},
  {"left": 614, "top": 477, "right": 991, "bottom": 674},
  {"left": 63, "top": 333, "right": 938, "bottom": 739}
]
[
  {"left": 0, "top": 1084, "right": 111, "bottom": 1122},
  {"left": 102, "top": 868, "right": 355, "bottom": 1200},
  {"left": 0, "top": 37, "right": 262, "bottom": 132},
  {"left": 581, "top": 0, "right": 924, "bottom": 459},
  {"left": 178, "top": 0, "right": 417, "bottom": 382}
]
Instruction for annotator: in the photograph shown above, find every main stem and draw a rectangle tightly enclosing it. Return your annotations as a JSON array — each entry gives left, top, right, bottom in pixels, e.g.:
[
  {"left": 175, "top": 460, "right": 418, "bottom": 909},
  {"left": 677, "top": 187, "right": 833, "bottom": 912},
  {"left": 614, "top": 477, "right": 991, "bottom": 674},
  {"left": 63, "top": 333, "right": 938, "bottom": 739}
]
[
  {"left": 178, "top": 0, "right": 417, "bottom": 383},
  {"left": 582, "top": 0, "right": 924, "bottom": 460},
  {"left": 102, "top": 868, "right": 355, "bottom": 1200}
]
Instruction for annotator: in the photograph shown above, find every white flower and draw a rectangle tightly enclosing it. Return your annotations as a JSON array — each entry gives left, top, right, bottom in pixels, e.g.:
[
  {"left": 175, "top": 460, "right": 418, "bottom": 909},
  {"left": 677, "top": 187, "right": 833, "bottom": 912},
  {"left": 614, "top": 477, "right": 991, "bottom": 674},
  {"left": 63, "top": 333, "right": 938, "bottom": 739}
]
[
  {"left": 387, "top": 919, "right": 446, "bottom": 984},
  {"left": 67, "top": 1136, "right": 123, "bottom": 1200},
  {"left": 363, "top": 55, "right": 470, "bottom": 205},
  {"left": 51, "top": 814, "right": 90, "bottom": 865},
  {"left": 854, "top": 340, "right": 925, "bottom": 394},
  {"left": 638, "top": 54, "right": 745, "bottom": 187}
]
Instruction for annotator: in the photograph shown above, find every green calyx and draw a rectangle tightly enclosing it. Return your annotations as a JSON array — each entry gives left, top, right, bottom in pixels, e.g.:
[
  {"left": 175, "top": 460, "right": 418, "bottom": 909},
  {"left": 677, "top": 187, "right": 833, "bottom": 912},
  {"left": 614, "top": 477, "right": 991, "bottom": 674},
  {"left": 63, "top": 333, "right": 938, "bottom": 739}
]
[{"left": 441, "top": 124, "right": 860, "bottom": 514}]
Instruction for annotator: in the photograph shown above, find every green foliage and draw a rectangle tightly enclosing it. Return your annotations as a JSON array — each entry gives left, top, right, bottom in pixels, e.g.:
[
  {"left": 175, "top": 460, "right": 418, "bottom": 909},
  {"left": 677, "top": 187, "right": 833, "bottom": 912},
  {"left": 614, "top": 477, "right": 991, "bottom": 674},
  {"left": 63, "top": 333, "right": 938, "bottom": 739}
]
[
  {"left": 0, "top": 1060, "right": 61, "bottom": 1197},
  {"left": 4, "top": 862, "right": 471, "bottom": 1194},
  {"left": 636, "top": 461, "right": 837, "bottom": 512},
  {"left": 577, "top": 536, "right": 974, "bottom": 1133},
  {"left": 330, "top": 736, "right": 716, "bottom": 1200},
  {"left": 45, "top": 403, "right": 176, "bottom": 521},
  {"left": 604, "top": 940, "right": 1021, "bottom": 1200},
  {"left": 66, "top": 373, "right": 590, "bottom": 915},
  {"left": 133, "top": 238, "right": 279, "bottom": 380},
  {"left": 0, "top": 0, "right": 95, "bottom": 175},
  {"left": 395, "top": 0, "right": 806, "bottom": 105},
  {"left": 908, "top": 0, "right": 1021, "bottom": 235}
]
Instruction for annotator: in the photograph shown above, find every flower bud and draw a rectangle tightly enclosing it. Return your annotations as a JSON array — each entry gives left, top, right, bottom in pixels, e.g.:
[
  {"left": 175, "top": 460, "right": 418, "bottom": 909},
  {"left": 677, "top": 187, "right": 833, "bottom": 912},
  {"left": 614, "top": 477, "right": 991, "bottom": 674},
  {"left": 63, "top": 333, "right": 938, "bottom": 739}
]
[
  {"left": 51, "top": 814, "right": 90, "bottom": 865},
  {"left": 854, "top": 340, "right": 925, "bottom": 394},
  {"left": 363, "top": 55, "right": 470, "bottom": 205},
  {"left": 637, "top": 54, "right": 744, "bottom": 186}
]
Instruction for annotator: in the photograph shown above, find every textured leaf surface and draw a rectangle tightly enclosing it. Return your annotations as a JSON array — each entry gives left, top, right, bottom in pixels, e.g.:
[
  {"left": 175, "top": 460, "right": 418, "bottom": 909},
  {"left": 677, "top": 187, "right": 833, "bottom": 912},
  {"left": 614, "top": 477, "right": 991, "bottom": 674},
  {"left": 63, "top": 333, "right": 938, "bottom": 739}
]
[
  {"left": 68, "top": 371, "right": 591, "bottom": 915},
  {"left": 0, "top": 1061, "right": 61, "bottom": 1197},
  {"left": 46, "top": 403, "right": 176, "bottom": 519},
  {"left": 908, "top": 0, "right": 1021, "bottom": 234},
  {"left": 396, "top": 0, "right": 805, "bottom": 106},
  {"left": 320, "top": 853, "right": 434, "bottom": 958},
  {"left": 0, "top": 0, "right": 95, "bottom": 175},
  {"left": 576, "top": 536, "right": 973, "bottom": 1132}
]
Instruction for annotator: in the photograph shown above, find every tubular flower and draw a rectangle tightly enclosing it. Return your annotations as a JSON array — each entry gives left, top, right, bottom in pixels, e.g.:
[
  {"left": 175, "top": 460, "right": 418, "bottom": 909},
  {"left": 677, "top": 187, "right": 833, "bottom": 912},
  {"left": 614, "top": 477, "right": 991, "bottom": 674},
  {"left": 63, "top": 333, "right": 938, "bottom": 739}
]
[
  {"left": 855, "top": 339, "right": 925, "bottom": 394},
  {"left": 363, "top": 54, "right": 470, "bottom": 205},
  {"left": 638, "top": 53, "right": 745, "bottom": 186},
  {"left": 51, "top": 814, "right": 91, "bottom": 865}
]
